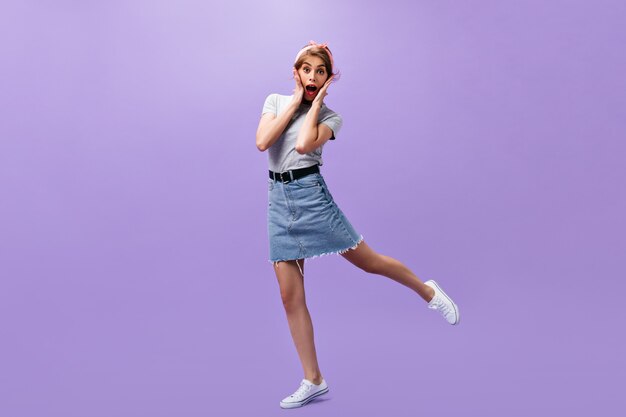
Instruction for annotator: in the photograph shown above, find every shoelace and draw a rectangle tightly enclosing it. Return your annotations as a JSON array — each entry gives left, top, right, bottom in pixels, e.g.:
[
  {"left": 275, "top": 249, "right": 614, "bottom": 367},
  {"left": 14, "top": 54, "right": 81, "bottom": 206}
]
[
  {"left": 291, "top": 382, "right": 312, "bottom": 399},
  {"left": 429, "top": 296, "right": 451, "bottom": 317}
]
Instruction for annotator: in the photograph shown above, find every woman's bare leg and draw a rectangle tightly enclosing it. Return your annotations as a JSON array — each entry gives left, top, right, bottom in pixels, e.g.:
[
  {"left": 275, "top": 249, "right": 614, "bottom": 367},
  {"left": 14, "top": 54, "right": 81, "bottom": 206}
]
[
  {"left": 340, "top": 240, "right": 435, "bottom": 302},
  {"left": 274, "top": 259, "right": 323, "bottom": 384}
]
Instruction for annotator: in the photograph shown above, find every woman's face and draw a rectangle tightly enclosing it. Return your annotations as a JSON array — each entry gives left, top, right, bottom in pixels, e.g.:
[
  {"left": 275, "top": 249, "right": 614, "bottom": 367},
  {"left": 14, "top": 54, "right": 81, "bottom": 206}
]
[{"left": 296, "top": 55, "right": 329, "bottom": 102}]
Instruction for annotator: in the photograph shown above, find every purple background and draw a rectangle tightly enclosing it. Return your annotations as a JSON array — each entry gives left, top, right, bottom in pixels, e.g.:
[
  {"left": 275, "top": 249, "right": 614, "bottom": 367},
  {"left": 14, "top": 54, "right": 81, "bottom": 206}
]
[{"left": 1, "top": 1, "right": 625, "bottom": 416}]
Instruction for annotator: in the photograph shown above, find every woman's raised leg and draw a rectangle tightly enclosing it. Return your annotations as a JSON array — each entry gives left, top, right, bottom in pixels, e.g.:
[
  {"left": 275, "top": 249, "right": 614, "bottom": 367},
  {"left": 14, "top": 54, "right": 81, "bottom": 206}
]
[
  {"left": 273, "top": 259, "right": 323, "bottom": 384},
  {"left": 340, "top": 240, "right": 435, "bottom": 302}
]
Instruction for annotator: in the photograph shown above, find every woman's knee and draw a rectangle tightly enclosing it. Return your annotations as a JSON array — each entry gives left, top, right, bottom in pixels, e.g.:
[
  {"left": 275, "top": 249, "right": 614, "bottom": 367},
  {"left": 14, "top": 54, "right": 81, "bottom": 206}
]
[{"left": 279, "top": 288, "right": 306, "bottom": 312}]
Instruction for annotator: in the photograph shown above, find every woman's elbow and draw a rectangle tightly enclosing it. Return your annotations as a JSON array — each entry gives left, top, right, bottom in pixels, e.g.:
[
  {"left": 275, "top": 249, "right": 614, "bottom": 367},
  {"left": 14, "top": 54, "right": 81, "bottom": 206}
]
[
  {"left": 256, "top": 136, "right": 268, "bottom": 152},
  {"left": 295, "top": 142, "right": 312, "bottom": 154}
]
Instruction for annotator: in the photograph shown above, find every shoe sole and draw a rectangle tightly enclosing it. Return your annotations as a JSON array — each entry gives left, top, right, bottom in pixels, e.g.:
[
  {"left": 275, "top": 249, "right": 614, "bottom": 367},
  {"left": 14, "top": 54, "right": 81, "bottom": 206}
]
[
  {"left": 279, "top": 387, "right": 329, "bottom": 409},
  {"left": 427, "top": 280, "right": 460, "bottom": 325}
]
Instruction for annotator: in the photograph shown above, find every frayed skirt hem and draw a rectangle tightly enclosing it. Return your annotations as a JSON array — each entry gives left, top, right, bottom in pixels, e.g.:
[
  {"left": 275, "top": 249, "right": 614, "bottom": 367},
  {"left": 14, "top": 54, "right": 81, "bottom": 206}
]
[{"left": 268, "top": 234, "right": 364, "bottom": 266}]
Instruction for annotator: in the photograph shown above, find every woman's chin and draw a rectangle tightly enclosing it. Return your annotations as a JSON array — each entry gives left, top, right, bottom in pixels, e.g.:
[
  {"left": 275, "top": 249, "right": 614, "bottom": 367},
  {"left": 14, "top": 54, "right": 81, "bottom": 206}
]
[{"left": 303, "top": 90, "right": 318, "bottom": 102}]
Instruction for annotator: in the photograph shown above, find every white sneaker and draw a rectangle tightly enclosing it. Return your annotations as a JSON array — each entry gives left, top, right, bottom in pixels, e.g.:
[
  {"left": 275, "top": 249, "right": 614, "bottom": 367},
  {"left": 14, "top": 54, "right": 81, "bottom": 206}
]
[
  {"left": 425, "top": 280, "right": 460, "bottom": 325},
  {"left": 279, "top": 378, "right": 329, "bottom": 409}
]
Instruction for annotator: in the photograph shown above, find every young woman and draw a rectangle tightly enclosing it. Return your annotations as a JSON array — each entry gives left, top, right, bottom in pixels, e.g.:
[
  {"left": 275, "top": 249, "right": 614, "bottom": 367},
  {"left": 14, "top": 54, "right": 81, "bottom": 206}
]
[{"left": 256, "top": 41, "right": 460, "bottom": 409}]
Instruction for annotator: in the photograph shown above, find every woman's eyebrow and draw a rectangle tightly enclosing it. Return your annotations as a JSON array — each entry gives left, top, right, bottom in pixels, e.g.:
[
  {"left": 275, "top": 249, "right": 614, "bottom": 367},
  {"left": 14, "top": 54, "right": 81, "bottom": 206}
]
[{"left": 302, "top": 61, "right": 326, "bottom": 68}]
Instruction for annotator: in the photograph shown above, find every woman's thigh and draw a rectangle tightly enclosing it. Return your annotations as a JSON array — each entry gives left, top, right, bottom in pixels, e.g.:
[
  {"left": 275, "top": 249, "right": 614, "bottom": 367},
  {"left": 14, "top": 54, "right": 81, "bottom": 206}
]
[
  {"left": 274, "top": 259, "right": 306, "bottom": 303},
  {"left": 339, "top": 240, "right": 381, "bottom": 273}
]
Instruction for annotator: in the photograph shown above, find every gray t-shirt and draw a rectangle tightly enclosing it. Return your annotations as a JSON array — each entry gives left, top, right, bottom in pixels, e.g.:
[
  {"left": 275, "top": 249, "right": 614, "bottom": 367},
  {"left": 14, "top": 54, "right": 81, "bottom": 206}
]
[{"left": 262, "top": 93, "right": 343, "bottom": 173}]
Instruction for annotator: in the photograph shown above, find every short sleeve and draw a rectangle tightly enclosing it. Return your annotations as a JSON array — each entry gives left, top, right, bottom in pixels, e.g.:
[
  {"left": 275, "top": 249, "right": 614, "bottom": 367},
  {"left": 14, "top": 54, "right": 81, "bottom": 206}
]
[
  {"left": 320, "top": 112, "right": 343, "bottom": 140},
  {"left": 262, "top": 93, "right": 277, "bottom": 116}
]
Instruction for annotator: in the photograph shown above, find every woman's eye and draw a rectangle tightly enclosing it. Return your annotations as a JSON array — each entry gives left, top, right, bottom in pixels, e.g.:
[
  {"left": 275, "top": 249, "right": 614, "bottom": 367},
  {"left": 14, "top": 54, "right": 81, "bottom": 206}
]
[
  {"left": 303, "top": 68, "right": 310, "bottom": 73},
  {"left": 318, "top": 70, "right": 325, "bottom": 75}
]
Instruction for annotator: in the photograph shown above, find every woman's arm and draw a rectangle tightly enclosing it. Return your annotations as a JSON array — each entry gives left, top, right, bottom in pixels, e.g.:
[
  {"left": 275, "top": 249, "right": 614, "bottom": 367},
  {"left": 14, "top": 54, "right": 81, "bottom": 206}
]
[
  {"left": 294, "top": 103, "right": 335, "bottom": 154},
  {"left": 256, "top": 103, "right": 298, "bottom": 152},
  {"left": 256, "top": 70, "right": 305, "bottom": 152},
  {"left": 295, "top": 76, "right": 335, "bottom": 154}
]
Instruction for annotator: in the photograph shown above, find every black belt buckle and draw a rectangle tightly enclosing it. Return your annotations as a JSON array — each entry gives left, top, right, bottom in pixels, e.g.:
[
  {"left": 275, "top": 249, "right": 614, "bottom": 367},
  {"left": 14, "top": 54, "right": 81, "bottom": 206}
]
[{"left": 274, "top": 170, "right": 293, "bottom": 183}]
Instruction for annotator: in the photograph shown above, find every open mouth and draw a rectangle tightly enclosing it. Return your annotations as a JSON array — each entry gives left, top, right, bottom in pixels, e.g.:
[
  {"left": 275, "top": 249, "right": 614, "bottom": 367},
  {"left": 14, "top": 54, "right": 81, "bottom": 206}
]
[{"left": 305, "top": 84, "right": 318, "bottom": 93}]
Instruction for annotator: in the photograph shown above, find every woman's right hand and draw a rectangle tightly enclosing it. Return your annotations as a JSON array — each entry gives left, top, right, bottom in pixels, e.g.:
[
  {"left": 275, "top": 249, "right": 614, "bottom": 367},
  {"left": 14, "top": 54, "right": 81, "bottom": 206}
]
[{"left": 291, "top": 68, "right": 304, "bottom": 107}]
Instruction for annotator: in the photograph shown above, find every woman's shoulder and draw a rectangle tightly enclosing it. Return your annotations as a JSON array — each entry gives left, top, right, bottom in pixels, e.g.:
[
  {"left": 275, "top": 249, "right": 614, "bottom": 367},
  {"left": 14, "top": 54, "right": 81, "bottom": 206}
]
[
  {"left": 263, "top": 93, "right": 294, "bottom": 108},
  {"left": 264, "top": 93, "right": 293, "bottom": 101},
  {"left": 263, "top": 94, "right": 297, "bottom": 116},
  {"left": 321, "top": 104, "right": 342, "bottom": 119}
]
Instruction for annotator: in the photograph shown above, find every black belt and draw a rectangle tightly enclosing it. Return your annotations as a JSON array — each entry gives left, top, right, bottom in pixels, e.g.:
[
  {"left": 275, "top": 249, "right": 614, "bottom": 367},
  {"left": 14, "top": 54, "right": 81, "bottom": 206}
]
[{"left": 269, "top": 164, "right": 320, "bottom": 183}]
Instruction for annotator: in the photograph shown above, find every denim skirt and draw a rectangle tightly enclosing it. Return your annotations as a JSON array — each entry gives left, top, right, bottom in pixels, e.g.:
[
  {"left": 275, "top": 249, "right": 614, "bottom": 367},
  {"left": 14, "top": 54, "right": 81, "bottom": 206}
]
[{"left": 268, "top": 171, "right": 363, "bottom": 264}]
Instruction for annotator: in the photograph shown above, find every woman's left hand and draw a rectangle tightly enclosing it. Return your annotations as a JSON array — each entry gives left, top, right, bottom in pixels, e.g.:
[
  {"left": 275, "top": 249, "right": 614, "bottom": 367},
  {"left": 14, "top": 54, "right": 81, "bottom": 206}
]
[{"left": 312, "top": 76, "right": 334, "bottom": 106}]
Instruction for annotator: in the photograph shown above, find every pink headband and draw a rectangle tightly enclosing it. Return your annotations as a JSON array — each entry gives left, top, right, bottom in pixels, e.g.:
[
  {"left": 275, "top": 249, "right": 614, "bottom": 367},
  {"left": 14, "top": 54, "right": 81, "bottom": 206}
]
[{"left": 294, "top": 40, "right": 334, "bottom": 68}]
